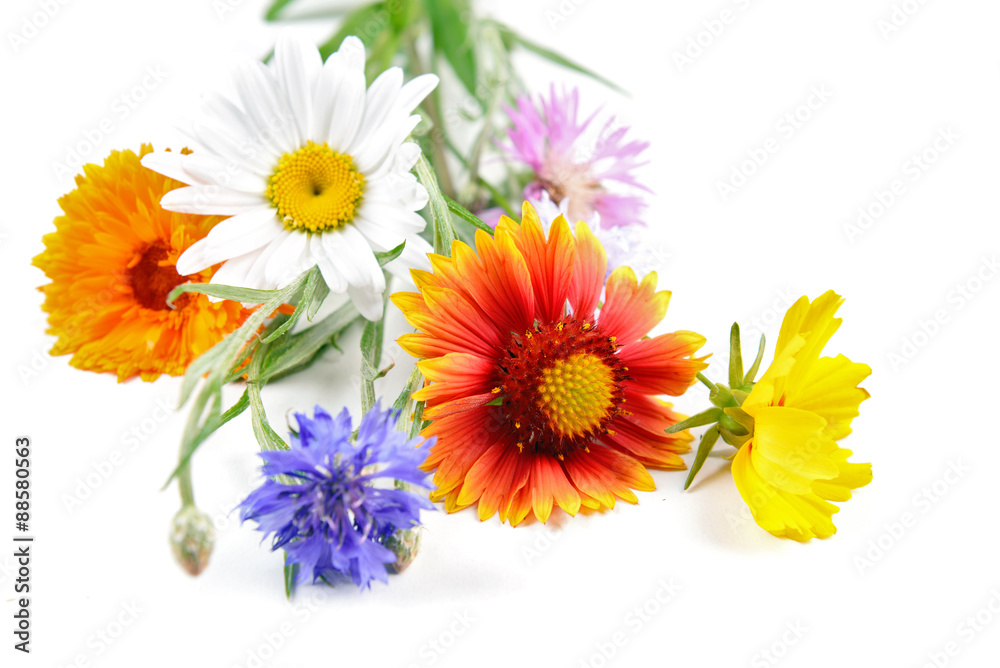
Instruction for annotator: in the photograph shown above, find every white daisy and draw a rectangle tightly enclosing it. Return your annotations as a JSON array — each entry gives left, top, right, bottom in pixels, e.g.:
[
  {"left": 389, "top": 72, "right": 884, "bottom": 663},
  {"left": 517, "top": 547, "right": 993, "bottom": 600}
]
[{"left": 141, "top": 33, "right": 439, "bottom": 320}]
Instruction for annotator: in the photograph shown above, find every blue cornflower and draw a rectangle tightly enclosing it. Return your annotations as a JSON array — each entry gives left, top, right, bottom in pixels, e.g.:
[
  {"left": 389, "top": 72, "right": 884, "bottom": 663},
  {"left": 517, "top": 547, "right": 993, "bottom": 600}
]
[{"left": 239, "top": 402, "right": 435, "bottom": 589}]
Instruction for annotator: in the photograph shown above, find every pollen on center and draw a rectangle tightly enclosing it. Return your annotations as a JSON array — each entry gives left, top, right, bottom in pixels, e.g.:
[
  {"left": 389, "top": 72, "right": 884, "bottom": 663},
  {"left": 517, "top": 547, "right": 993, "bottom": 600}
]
[
  {"left": 266, "top": 141, "right": 364, "bottom": 233},
  {"left": 537, "top": 352, "right": 616, "bottom": 439}
]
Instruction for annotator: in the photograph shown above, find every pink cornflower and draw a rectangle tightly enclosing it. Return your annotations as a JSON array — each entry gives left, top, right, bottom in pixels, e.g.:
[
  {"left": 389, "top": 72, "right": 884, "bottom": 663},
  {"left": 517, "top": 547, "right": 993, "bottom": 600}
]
[{"left": 501, "top": 85, "right": 651, "bottom": 230}]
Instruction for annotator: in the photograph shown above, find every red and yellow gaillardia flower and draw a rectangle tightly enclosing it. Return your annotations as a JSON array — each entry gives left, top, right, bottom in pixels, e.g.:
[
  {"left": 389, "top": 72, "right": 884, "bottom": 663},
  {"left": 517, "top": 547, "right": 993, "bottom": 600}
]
[
  {"left": 731, "top": 291, "right": 872, "bottom": 541},
  {"left": 392, "top": 202, "right": 707, "bottom": 525},
  {"left": 33, "top": 145, "right": 250, "bottom": 382}
]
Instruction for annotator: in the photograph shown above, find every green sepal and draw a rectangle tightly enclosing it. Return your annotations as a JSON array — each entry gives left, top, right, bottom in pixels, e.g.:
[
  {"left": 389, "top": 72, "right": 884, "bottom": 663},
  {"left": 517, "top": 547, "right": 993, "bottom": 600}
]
[
  {"left": 284, "top": 559, "right": 299, "bottom": 599},
  {"left": 725, "top": 406, "right": 754, "bottom": 434},
  {"left": 709, "top": 383, "right": 738, "bottom": 408},
  {"left": 664, "top": 407, "right": 722, "bottom": 434},
  {"left": 718, "top": 425, "right": 752, "bottom": 449},
  {"left": 728, "top": 322, "right": 744, "bottom": 389},
  {"left": 683, "top": 425, "right": 720, "bottom": 491},
  {"left": 717, "top": 413, "right": 749, "bottom": 437},
  {"left": 743, "top": 333, "right": 767, "bottom": 386}
]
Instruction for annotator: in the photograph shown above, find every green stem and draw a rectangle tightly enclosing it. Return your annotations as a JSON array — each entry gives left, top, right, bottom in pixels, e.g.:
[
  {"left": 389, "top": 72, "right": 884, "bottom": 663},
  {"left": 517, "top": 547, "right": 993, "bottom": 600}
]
[
  {"left": 178, "top": 465, "right": 195, "bottom": 507},
  {"left": 696, "top": 372, "right": 717, "bottom": 391}
]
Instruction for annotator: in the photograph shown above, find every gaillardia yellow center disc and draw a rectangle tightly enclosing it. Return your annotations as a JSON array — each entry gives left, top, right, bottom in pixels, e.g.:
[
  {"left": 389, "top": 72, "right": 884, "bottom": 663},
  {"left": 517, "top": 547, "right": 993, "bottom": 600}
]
[
  {"left": 266, "top": 141, "right": 364, "bottom": 233},
  {"left": 538, "top": 352, "right": 615, "bottom": 438}
]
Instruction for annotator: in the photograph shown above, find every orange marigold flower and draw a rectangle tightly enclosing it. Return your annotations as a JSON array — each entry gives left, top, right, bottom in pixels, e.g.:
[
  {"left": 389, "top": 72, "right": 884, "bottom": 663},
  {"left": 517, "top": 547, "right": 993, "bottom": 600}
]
[
  {"left": 391, "top": 202, "right": 708, "bottom": 526},
  {"left": 32, "top": 145, "right": 251, "bottom": 382}
]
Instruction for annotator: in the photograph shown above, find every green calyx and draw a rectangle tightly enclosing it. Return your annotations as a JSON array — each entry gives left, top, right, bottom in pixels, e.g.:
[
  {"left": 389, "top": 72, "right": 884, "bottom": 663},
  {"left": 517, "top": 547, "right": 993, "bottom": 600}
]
[{"left": 666, "top": 323, "right": 768, "bottom": 490}]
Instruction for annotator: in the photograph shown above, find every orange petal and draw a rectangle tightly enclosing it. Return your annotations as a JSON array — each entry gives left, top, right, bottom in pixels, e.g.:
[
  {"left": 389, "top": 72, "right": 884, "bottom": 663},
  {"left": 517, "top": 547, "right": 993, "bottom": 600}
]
[
  {"left": 567, "top": 221, "right": 607, "bottom": 317},
  {"left": 597, "top": 267, "right": 670, "bottom": 343},
  {"left": 508, "top": 207, "right": 576, "bottom": 323},
  {"left": 617, "top": 331, "right": 708, "bottom": 396}
]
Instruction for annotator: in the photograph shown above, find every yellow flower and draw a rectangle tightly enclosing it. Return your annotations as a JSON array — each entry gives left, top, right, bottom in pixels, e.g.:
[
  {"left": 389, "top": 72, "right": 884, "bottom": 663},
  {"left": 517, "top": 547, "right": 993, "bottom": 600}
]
[
  {"left": 32, "top": 145, "right": 251, "bottom": 382},
  {"left": 730, "top": 290, "right": 872, "bottom": 541}
]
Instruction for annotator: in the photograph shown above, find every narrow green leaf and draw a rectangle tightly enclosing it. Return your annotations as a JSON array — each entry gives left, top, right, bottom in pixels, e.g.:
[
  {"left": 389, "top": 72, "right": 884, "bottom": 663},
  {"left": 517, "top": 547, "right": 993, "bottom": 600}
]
[
  {"left": 261, "top": 268, "right": 326, "bottom": 343},
  {"left": 306, "top": 274, "right": 330, "bottom": 321},
  {"left": 264, "top": 0, "right": 299, "bottom": 20},
  {"left": 258, "top": 301, "right": 361, "bottom": 382},
  {"left": 168, "top": 282, "right": 280, "bottom": 307},
  {"left": 414, "top": 153, "right": 455, "bottom": 256},
  {"left": 425, "top": 0, "right": 478, "bottom": 96},
  {"left": 664, "top": 407, "right": 722, "bottom": 434},
  {"left": 476, "top": 177, "right": 517, "bottom": 218},
  {"left": 374, "top": 242, "right": 406, "bottom": 266},
  {"left": 177, "top": 269, "right": 317, "bottom": 406},
  {"left": 492, "top": 22, "right": 627, "bottom": 95},
  {"left": 316, "top": 2, "right": 388, "bottom": 60},
  {"left": 163, "top": 390, "right": 249, "bottom": 488},
  {"left": 684, "top": 426, "right": 720, "bottom": 491},
  {"left": 444, "top": 195, "right": 494, "bottom": 236},
  {"left": 248, "top": 379, "right": 288, "bottom": 452},
  {"left": 743, "top": 333, "right": 767, "bottom": 385},
  {"left": 360, "top": 283, "right": 390, "bottom": 414},
  {"left": 729, "top": 322, "right": 744, "bottom": 389}
]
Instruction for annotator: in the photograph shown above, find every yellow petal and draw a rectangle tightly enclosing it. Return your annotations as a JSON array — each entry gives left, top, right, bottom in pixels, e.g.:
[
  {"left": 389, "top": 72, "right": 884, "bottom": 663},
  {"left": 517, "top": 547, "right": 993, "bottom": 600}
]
[
  {"left": 784, "top": 354, "right": 871, "bottom": 440},
  {"left": 752, "top": 406, "right": 840, "bottom": 481}
]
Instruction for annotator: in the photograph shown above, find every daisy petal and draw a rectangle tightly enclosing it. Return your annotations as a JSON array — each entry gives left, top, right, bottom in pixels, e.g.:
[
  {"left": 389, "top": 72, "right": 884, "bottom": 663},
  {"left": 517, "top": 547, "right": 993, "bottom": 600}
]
[{"left": 160, "top": 185, "right": 267, "bottom": 216}]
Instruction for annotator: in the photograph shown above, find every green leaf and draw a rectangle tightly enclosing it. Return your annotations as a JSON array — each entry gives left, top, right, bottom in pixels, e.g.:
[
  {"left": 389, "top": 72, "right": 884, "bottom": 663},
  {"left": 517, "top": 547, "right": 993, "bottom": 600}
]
[
  {"left": 307, "top": 275, "right": 330, "bottom": 321},
  {"left": 316, "top": 2, "right": 389, "bottom": 60},
  {"left": 476, "top": 177, "right": 517, "bottom": 218},
  {"left": 664, "top": 407, "right": 722, "bottom": 434},
  {"left": 425, "top": 0, "right": 478, "bottom": 97},
  {"left": 167, "top": 282, "right": 280, "bottom": 307},
  {"left": 260, "top": 268, "right": 329, "bottom": 343},
  {"left": 414, "top": 153, "right": 455, "bottom": 256},
  {"left": 258, "top": 302, "right": 361, "bottom": 382},
  {"left": 444, "top": 195, "right": 494, "bottom": 236},
  {"left": 374, "top": 242, "right": 406, "bottom": 266},
  {"left": 163, "top": 390, "right": 249, "bottom": 488},
  {"left": 266, "top": 0, "right": 355, "bottom": 22},
  {"left": 684, "top": 426, "right": 719, "bottom": 491},
  {"left": 729, "top": 322, "right": 744, "bottom": 389},
  {"left": 177, "top": 269, "right": 317, "bottom": 406},
  {"left": 492, "top": 21, "right": 627, "bottom": 95},
  {"left": 264, "top": 0, "right": 299, "bottom": 20},
  {"left": 169, "top": 268, "right": 318, "bottom": 495},
  {"left": 248, "top": 379, "right": 288, "bottom": 452}
]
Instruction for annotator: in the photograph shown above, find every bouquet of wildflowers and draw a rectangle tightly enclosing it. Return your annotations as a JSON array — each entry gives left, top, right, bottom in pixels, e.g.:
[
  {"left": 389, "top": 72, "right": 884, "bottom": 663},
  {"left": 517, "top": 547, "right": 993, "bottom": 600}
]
[{"left": 33, "top": 0, "right": 872, "bottom": 594}]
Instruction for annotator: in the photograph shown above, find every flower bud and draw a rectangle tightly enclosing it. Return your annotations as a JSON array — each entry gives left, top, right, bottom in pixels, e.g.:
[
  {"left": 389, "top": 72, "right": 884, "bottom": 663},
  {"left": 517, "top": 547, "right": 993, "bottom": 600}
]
[
  {"left": 170, "top": 505, "right": 215, "bottom": 576},
  {"left": 384, "top": 528, "right": 422, "bottom": 574}
]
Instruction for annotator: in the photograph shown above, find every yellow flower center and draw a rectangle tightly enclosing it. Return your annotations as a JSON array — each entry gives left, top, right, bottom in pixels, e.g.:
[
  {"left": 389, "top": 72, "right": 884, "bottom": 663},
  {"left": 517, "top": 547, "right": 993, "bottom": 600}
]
[
  {"left": 266, "top": 141, "right": 364, "bottom": 233},
  {"left": 537, "top": 352, "right": 616, "bottom": 439}
]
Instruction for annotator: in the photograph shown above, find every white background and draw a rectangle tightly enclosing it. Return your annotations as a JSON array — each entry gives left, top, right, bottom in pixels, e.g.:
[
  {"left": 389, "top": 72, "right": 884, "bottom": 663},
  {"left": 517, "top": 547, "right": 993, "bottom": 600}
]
[{"left": 2, "top": 0, "right": 999, "bottom": 666}]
